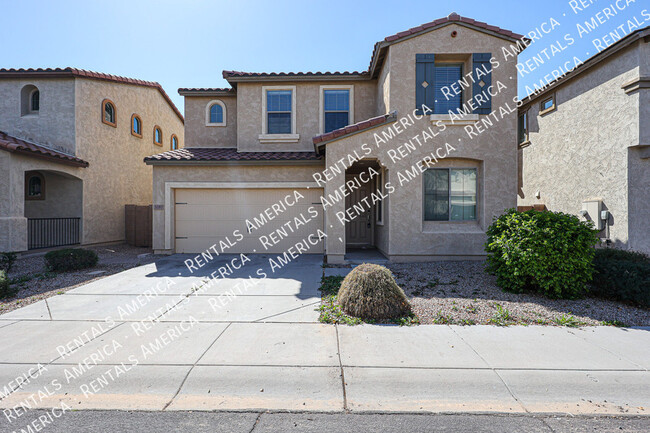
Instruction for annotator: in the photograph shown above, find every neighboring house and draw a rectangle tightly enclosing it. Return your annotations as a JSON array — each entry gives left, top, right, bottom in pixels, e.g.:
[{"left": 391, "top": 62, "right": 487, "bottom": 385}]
[
  {"left": 518, "top": 27, "right": 650, "bottom": 254},
  {"left": 0, "top": 68, "right": 184, "bottom": 252},
  {"left": 146, "top": 13, "right": 526, "bottom": 264}
]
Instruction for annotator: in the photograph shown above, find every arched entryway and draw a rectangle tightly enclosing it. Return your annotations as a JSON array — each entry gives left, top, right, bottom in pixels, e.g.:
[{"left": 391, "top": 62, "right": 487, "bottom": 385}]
[{"left": 24, "top": 170, "right": 83, "bottom": 249}]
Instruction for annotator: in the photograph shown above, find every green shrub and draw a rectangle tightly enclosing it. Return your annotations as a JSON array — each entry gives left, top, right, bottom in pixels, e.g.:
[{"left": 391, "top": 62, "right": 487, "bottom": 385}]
[
  {"left": 591, "top": 248, "right": 650, "bottom": 307},
  {"left": 0, "top": 270, "right": 15, "bottom": 298},
  {"left": 44, "top": 248, "right": 98, "bottom": 272},
  {"left": 338, "top": 263, "right": 412, "bottom": 320},
  {"left": 0, "top": 252, "right": 17, "bottom": 273},
  {"left": 485, "top": 209, "right": 599, "bottom": 299}
]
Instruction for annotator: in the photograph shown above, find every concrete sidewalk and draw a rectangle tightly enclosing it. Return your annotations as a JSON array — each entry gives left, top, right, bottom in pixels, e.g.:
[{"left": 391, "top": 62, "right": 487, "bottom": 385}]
[{"left": 0, "top": 254, "right": 648, "bottom": 416}]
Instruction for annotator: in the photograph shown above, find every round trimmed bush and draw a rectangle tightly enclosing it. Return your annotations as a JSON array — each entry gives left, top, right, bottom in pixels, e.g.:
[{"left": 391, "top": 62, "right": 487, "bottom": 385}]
[
  {"left": 337, "top": 263, "right": 411, "bottom": 320},
  {"left": 45, "top": 248, "right": 98, "bottom": 272},
  {"left": 485, "top": 209, "right": 599, "bottom": 299}
]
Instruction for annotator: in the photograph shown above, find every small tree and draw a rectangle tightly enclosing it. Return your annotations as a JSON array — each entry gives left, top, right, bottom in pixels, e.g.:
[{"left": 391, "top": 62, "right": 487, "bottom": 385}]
[{"left": 485, "top": 209, "right": 598, "bottom": 299}]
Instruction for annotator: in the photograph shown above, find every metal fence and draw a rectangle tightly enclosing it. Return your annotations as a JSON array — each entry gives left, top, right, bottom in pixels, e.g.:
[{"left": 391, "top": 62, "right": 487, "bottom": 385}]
[{"left": 27, "top": 217, "right": 81, "bottom": 250}]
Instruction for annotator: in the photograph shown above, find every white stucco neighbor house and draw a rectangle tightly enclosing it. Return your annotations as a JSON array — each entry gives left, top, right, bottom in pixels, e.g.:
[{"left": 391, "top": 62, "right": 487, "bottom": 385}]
[
  {"left": 145, "top": 13, "right": 529, "bottom": 264},
  {"left": 518, "top": 26, "right": 650, "bottom": 255},
  {"left": 0, "top": 68, "right": 184, "bottom": 253}
]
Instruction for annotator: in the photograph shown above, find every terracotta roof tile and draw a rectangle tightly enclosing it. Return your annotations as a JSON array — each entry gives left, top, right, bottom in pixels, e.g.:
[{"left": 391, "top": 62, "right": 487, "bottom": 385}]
[
  {"left": 223, "top": 70, "right": 368, "bottom": 78},
  {"left": 0, "top": 131, "right": 89, "bottom": 167},
  {"left": 0, "top": 68, "right": 184, "bottom": 123},
  {"left": 312, "top": 111, "right": 398, "bottom": 146},
  {"left": 144, "top": 147, "right": 323, "bottom": 163},
  {"left": 178, "top": 87, "right": 235, "bottom": 93}
]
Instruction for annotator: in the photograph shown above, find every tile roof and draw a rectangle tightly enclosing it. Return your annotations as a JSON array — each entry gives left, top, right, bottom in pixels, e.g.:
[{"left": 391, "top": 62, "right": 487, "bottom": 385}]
[
  {"left": 369, "top": 13, "right": 528, "bottom": 76},
  {"left": 217, "top": 14, "right": 526, "bottom": 82},
  {"left": 0, "top": 131, "right": 89, "bottom": 167},
  {"left": 178, "top": 87, "right": 236, "bottom": 95},
  {"left": 144, "top": 147, "right": 323, "bottom": 164},
  {"left": 223, "top": 70, "right": 370, "bottom": 83},
  {"left": 0, "top": 68, "right": 184, "bottom": 123},
  {"left": 313, "top": 111, "right": 398, "bottom": 146},
  {"left": 383, "top": 13, "right": 526, "bottom": 44}
]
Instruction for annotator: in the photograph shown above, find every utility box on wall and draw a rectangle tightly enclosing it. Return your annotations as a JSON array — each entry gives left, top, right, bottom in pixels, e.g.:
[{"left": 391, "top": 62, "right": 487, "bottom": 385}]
[{"left": 581, "top": 199, "right": 604, "bottom": 231}]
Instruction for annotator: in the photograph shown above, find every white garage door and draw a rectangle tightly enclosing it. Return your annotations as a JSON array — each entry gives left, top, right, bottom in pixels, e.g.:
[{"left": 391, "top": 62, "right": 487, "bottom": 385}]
[{"left": 174, "top": 188, "right": 324, "bottom": 254}]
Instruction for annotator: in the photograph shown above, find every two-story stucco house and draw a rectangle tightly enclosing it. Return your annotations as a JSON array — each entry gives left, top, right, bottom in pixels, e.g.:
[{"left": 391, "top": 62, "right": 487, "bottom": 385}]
[
  {"left": 0, "top": 68, "right": 184, "bottom": 252},
  {"left": 145, "top": 13, "right": 527, "bottom": 264},
  {"left": 518, "top": 27, "right": 650, "bottom": 255}
]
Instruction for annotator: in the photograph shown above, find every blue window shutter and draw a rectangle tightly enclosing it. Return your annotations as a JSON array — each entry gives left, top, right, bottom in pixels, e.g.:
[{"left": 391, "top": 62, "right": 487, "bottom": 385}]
[
  {"left": 472, "top": 53, "right": 492, "bottom": 115},
  {"left": 415, "top": 54, "right": 434, "bottom": 114}
]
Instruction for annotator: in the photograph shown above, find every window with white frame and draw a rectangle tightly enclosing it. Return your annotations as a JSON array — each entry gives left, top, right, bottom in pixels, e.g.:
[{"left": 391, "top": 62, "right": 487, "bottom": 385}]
[
  {"left": 424, "top": 168, "right": 477, "bottom": 221},
  {"left": 206, "top": 100, "right": 226, "bottom": 126},
  {"left": 266, "top": 90, "right": 292, "bottom": 134},
  {"left": 321, "top": 87, "right": 352, "bottom": 133}
]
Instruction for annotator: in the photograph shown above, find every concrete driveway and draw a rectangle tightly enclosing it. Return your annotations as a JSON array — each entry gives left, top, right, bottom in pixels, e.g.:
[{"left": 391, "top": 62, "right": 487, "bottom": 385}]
[{"left": 0, "top": 254, "right": 649, "bottom": 416}]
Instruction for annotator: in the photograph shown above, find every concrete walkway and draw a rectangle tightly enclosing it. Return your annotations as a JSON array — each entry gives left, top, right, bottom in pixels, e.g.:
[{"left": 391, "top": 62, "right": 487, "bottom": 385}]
[{"left": 0, "top": 254, "right": 648, "bottom": 416}]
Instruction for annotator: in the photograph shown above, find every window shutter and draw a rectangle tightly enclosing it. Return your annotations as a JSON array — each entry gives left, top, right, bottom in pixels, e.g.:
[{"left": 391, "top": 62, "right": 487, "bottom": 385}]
[
  {"left": 416, "top": 54, "right": 434, "bottom": 114},
  {"left": 472, "top": 53, "right": 492, "bottom": 115}
]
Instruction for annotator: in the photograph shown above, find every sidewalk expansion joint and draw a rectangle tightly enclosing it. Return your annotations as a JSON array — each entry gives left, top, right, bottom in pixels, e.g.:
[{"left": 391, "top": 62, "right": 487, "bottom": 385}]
[
  {"left": 335, "top": 324, "right": 349, "bottom": 412},
  {"left": 162, "top": 322, "right": 233, "bottom": 410}
]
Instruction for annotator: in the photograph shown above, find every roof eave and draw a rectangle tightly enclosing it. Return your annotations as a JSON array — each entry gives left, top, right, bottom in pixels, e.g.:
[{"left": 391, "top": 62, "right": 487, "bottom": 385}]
[
  {"left": 10, "top": 148, "right": 89, "bottom": 167},
  {"left": 520, "top": 26, "right": 650, "bottom": 107},
  {"left": 369, "top": 21, "right": 530, "bottom": 78},
  {"left": 144, "top": 159, "right": 324, "bottom": 166},
  {"left": 224, "top": 74, "right": 371, "bottom": 85},
  {"left": 178, "top": 89, "right": 236, "bottom": 97}
]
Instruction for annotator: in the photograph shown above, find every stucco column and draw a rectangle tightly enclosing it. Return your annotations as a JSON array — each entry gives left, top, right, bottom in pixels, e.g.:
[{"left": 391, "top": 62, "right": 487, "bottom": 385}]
[
  {"left": 323, "top": 153, "right": 346, "bottom": 264},
  {"left": 0, "top": 154, "right": 28, "bottom": 252}
]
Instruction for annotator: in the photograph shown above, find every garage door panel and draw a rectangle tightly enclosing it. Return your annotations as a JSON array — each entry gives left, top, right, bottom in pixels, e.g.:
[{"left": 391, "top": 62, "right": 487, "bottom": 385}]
[{"left": 174, "top": 188, "right": 324, "bottom": 254}]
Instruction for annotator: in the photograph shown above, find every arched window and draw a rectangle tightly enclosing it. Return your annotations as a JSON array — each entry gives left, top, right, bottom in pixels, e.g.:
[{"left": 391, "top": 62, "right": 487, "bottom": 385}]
[
  {"left": 102, "top": 99, "right": 116, "bottom": 127},
  {"left": 171, "top": 134, "right": 179, "bottom": 150},
  {"left": 206, "top": 100, "right": 226, "bottom": 126},
  {"left": 20, "top": 84, "right": 40, "bottom": 116},
  {"left": 131, "top": 114, "right": 142, "bottom": 138},
  {"left": 30, "top": 90, "right": 40, "bottom": 112},
  {"left": 25, "top": 172, "right": 45, "bottom": 200},
  {"left": 153, "top": 126, "right": 162, "bottom": 146}
]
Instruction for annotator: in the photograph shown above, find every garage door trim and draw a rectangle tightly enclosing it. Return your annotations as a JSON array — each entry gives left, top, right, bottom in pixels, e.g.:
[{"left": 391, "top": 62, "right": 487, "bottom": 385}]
[{"left": 163, "top": 181, "right": 321, "bottom": 250}]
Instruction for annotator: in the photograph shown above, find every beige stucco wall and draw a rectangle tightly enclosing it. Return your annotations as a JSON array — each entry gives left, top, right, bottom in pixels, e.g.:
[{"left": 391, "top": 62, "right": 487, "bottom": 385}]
[
  {"left": 0, "top": 78, "right": 76, "bottom": 154},
  {"left": 235, "top": 80, "right": 377, "bottom": 152},
  {"left": 323, "top": 24, "right": 519, "bottom": 263},
  {"left": 518, "top": 42, "right": 648, "bottom": 253},
  {"left": 73, "top": 79, "right": 184, "bottom": 246},
  {"left": 0, "top": 76, "right": 184, "bottom": 252},
  {"left": 151, "top": 163, "right": 324, "bottom": 253},
  {"left": 23, "top": 171, "right": 82, "bottom": 219},
  {"left": 184, "top": 95, "right": 237, "bottom": 148}
]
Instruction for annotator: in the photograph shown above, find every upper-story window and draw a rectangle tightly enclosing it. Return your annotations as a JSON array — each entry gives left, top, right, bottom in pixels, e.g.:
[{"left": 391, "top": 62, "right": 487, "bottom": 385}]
[
  {"left": 267, "top": 90, "right": 292, "bottom": 134},
  {"left": 424, "top": 168, "right": 477, "bottom": 221},
  {"left": 518, "top": 111, "right": 529, "bottom": 145},
  {"left": 321, "top": 87, "right": 353, "bottom": 133},
  {"left": 30, "top": 90, "right": 40, "bottom": 112},
  {"left": 131, "top": 114, "right": 142, "bottom": 138},
  {"left": 540, "top": 94, "right": 556, "bottom": 115},
  {"left": 20, "top": 84, "right": 40, "bottom": 116},
  {"left": 153, "top": 126, "right": 162, "bottom": 146},
  {"left": 434, "top": 64, "right": 463, "bottom": 114},
  {"left": 171, "top": 134, "right": 179, "bottom": 150},
  {"left": 206, "top": 100, "right": 226, "bottom": 126},
  {"left": 102, "top": 99, "right": 116, "bottom": 127}
]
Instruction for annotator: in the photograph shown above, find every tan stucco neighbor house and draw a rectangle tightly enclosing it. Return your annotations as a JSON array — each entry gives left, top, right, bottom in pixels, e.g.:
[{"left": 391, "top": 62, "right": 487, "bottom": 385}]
[
  {"left": 145, "top": 13, "right": 528, "bottom": 264},
  {"left": 518, "top": 27, "right": 650, "bottom": 255},
  {"left": 0, "top": 68, "right": 184, "bottom": 252}
]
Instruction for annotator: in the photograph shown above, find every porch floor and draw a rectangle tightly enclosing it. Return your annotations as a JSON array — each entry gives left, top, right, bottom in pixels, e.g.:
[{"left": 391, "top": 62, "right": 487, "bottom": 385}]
[{"left": 344, "top": 247, "right": 389, "bottom": 264}]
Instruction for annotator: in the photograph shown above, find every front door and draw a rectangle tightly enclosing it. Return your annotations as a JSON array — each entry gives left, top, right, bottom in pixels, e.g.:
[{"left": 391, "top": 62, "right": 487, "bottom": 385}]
[{"left": 345, "top": 177, "right": 373, "bottom": 247}]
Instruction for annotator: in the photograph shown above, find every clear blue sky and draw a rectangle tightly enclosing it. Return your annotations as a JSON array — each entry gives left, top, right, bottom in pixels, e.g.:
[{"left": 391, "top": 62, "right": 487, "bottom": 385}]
[{"left": 1, "top": 0, "right": 647, "bottom": 114}]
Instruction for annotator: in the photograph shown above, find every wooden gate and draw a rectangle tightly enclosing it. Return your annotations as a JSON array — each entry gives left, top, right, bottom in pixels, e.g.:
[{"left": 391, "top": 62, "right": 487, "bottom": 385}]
[{"left": 125, "top": 205, "right": 152, "bottom": 248}]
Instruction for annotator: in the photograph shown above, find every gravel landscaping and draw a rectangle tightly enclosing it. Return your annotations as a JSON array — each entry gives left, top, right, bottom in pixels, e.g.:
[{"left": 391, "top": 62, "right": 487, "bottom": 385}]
[
  {"left": 0, "top": 244, "right": 157, "bottom": 315},
  {"left": 322, "top": 261, "right": 650, "bottom": 327}
]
